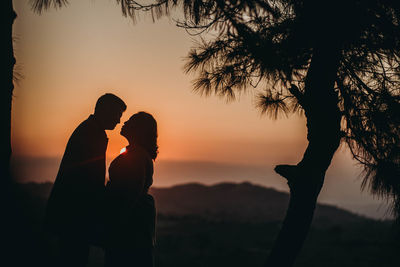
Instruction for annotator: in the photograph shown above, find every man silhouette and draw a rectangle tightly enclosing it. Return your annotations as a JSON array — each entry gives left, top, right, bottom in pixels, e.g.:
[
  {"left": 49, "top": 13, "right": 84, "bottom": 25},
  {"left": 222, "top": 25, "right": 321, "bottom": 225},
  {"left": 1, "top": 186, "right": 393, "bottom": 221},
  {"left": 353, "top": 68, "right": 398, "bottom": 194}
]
[{"left": 45, "top": 93, "right": 126, "bottom": 267}]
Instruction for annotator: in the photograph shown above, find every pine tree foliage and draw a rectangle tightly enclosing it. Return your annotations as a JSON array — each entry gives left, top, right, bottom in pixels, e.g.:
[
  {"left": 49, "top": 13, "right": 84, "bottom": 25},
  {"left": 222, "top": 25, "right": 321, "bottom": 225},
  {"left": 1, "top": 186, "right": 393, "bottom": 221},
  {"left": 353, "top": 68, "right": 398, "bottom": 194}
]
[
  {"left": 31, "top": 0, "right": 68, "bottom": 13},
  {"left": 33, "top": 0, "right": 400, "bottom": 216}
]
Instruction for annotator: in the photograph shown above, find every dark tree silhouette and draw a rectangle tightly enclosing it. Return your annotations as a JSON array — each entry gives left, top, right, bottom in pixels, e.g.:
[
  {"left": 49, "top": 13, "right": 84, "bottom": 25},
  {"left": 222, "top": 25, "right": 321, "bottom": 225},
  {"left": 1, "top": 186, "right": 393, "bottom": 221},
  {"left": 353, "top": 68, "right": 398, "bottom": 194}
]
[
  {"left": 1, "top": 0, "right": 18, "bottom": 263},
  {"left": 24, "top": 0, "right": 400, "bottom": 266},
  {"left": 1, "top": 1, "right": 16, "bottom": 185}
]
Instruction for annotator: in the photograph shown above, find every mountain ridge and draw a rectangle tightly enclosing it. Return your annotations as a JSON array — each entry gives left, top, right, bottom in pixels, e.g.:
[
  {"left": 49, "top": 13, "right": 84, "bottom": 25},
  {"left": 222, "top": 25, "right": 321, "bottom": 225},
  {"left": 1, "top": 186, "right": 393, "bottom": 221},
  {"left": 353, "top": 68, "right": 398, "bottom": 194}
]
[{"left": 17, "top": 181, "right": 370, "bottom": 225}]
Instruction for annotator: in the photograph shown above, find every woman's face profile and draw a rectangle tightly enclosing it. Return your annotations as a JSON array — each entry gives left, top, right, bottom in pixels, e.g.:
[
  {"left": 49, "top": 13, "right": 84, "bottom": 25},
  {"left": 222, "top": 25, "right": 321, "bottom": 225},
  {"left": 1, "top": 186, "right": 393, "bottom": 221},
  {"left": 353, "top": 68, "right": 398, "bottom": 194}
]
[{"left": 120, "top": 117, "right": 134, "bottom": 138}]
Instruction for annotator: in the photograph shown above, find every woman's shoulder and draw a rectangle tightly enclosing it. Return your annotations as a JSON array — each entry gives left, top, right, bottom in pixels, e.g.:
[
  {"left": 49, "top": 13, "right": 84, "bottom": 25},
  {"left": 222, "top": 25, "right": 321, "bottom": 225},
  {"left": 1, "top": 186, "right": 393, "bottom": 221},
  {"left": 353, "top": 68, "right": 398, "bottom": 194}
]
[
  {"left": 111, "top": 147, "right": 151, "bottom": 168},
  {"left": 109, "top": 151, "right": 136, "bottom": 173},
  {"left": 129, "top": 146, "right": 152, "bottom": 163},
  {"left": 110, "top": 152, "right": 126, "bottom": 164}
]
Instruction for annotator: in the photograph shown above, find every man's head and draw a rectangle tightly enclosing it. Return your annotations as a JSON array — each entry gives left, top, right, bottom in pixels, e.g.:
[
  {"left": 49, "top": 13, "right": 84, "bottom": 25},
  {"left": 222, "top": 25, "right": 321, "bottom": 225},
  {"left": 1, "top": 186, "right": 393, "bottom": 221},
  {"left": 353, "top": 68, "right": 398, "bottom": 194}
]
[{"left": 94, "top": 93, "right": 127, "bottom": 130}]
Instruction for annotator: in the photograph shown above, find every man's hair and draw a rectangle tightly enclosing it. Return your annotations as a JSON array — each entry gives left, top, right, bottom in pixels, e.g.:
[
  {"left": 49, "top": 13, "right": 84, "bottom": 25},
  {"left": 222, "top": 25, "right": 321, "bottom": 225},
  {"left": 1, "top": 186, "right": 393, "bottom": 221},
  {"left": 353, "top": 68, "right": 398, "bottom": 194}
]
[{"left": 94, "top": 93, "right": 127, "bottom": 114}]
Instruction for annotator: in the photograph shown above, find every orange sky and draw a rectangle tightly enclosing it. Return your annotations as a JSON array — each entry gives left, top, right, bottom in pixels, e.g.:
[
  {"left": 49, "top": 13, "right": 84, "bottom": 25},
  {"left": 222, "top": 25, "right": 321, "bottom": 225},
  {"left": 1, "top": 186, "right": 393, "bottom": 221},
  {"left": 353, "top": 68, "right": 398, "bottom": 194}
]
[{"left": 12, "top": 0, "right": 309, "bottom": 165}]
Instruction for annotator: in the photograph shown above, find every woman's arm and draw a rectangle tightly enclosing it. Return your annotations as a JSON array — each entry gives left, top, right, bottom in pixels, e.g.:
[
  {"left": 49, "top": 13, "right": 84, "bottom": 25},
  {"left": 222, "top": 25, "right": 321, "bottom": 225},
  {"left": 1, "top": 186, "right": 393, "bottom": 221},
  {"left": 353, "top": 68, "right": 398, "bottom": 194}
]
[{"left": 121, "top": 153, "right": 148, "bottom": 206}]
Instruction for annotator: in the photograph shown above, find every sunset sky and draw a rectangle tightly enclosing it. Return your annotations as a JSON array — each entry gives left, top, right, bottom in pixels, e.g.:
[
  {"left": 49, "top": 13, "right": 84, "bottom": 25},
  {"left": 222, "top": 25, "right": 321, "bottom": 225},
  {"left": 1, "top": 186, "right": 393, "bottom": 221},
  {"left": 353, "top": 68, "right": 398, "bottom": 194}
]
[
  {"left": 12, "top": 0, "right": 308, "bottom": 165},
  {"left": 11, "top": 0, "right": 389, "bottom": 218}
]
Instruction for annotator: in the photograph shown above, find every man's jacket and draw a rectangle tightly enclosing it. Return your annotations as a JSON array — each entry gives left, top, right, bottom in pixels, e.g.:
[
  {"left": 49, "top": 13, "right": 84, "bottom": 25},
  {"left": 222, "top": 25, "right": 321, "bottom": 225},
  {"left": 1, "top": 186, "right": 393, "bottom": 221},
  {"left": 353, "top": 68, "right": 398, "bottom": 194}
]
[{"left": 45, "top": 115, "right": 108, "bottom": 240}]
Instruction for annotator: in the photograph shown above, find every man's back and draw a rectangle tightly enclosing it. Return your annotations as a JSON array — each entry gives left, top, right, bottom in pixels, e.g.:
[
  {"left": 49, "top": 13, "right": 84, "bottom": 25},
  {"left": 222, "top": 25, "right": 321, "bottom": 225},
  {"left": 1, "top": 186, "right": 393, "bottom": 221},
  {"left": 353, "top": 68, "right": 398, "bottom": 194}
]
[{"left": 45, "top": 115, "right": 108, "bottom": 238}]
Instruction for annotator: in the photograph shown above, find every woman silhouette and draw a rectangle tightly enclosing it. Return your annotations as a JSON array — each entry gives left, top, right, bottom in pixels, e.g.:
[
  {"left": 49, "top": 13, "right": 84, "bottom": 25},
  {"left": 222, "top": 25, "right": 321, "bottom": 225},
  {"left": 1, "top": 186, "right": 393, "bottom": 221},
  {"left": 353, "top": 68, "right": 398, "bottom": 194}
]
[{"left": 104, "top": 112, "right": 157, "bottom": 267}]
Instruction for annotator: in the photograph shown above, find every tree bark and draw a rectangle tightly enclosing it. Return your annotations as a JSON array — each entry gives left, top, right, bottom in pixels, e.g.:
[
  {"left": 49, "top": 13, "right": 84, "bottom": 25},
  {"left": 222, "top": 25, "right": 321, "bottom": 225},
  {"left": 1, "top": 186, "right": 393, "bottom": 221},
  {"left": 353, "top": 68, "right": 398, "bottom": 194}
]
[
  {"left": 0, "top": 0, "right": 15, "bottom": 182},
  {"left": 0, "top": 0, "right": 17, "bottom": 264},
  {"left": 265, "top": 45, "right": 342, "bottom": 267}
]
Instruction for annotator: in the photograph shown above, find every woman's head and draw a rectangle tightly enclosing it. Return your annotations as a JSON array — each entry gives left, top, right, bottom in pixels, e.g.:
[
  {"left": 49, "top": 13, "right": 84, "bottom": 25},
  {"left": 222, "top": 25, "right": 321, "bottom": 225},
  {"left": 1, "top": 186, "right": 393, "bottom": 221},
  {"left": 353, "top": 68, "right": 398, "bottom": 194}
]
[{"left": 121, "top": 111, "right": 158, "bottom": 160}]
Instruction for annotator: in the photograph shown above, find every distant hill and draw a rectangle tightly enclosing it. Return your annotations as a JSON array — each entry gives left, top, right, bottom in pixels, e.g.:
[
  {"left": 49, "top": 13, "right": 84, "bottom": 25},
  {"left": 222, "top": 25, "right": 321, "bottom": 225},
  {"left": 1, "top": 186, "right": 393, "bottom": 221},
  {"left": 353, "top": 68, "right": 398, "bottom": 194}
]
[
  {"left": 17, "top": 181, "right": 368, "bottom": 225},
  {"left": 150, "top": 182, "right": 368, "bottom": 224}
]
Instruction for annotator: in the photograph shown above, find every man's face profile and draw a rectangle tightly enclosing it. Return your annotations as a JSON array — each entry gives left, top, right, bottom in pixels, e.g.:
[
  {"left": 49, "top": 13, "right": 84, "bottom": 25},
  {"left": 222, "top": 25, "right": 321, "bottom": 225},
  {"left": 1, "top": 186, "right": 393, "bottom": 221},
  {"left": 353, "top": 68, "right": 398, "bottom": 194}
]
[{"left": 103, "top": 110, "right": 123, "bottom": 130}]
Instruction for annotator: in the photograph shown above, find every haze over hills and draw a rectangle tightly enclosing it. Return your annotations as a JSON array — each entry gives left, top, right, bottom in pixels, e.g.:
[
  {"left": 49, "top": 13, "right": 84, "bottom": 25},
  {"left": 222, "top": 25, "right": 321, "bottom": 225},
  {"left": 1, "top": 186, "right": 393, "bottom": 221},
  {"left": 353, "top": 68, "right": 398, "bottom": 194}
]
[
  {"left": 11, "top": 156, "right": 391, "bottom": 219},
  {"left": 19, "top": 181, "right": 370, "bottom": 225},
  {"left": 151, "top": 182, "right": 370, "bottom": 224}
]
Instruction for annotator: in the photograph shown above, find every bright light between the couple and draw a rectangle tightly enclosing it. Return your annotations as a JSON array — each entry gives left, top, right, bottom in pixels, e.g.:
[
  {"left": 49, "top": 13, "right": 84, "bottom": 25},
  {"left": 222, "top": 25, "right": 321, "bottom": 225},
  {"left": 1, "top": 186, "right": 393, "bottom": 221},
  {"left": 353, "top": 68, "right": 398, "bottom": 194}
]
[{"left": 120, "top": 147, "right": 127, "bottom": 154}]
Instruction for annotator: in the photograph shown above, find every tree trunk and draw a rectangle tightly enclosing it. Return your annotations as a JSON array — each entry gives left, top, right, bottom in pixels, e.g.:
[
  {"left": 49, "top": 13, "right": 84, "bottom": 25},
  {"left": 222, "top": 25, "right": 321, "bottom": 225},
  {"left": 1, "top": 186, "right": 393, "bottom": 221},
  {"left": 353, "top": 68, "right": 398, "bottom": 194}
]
[
  {"left": 265, "top": 45, "right": 342, "bottom": 267},
  {"left": 0, "top": 0, "right": 17, "bottom": 264},
  {"left": 0, "top": 0, "right": 15, "bottom": 182}
]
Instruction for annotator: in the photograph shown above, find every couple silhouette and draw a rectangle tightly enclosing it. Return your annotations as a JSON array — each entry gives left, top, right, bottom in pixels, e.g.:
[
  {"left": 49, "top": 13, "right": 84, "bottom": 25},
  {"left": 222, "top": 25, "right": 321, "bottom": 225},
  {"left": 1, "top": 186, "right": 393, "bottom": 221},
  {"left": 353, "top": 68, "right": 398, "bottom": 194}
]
[{"left": 45, "top": 94, "right": 157, "bottom": 267}]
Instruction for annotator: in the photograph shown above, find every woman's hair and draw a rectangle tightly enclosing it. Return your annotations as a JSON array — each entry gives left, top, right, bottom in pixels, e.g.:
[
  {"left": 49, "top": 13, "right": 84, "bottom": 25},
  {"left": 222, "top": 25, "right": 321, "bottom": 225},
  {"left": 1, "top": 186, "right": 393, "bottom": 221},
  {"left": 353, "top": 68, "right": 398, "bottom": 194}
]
[{"left": 128, "top": 111, "right": 158, "bottom": 160}]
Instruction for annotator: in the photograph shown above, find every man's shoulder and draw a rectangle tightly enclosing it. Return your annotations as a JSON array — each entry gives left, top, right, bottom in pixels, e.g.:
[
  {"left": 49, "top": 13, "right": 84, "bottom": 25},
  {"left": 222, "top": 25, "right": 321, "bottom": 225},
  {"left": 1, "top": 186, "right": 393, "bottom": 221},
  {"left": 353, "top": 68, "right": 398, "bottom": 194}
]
[{"left": 71, "top": 116, "right": 107, "bottom": 141}]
